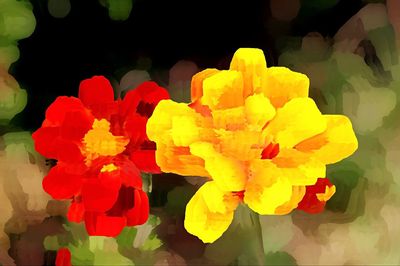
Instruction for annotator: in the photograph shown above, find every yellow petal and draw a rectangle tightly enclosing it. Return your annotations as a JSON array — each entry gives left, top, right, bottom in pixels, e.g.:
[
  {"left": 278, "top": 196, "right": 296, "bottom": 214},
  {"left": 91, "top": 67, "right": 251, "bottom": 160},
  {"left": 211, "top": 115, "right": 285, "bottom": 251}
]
[
  {"left": 244, "top": 160, "right": 293, "bottom": 215},
  {"left": 191, "top": 68, "right": 219, "bottom": 102},
  {"left": 200, "top": 181, "right": 240, "bottom": 214},
  {"left": 263, "top": 98, "right": 326, "bottom": 149},
  {"left": 274, "top": 186, "right": 306, "bottom": 215},
  {"left": 258, "top": 66, "right": 309, "bottom": 108},
  {"left": 147, "top": 99, "right": 198, "bottom": 144},
  {"left": 147, "top": 99, "right": 215, "bottom": 145},
  {"left": 190, "top": 142, "right": 247, "bottom": 191},
  {"left": 244, "top": 93, "right": 276, "bottom": 130},
  {"left": 215, "top": 129, "right": 264, "bottom": 161},
  {"left": 295, "top": 115, "right": 358, "bottom": 164},
  {"left": 229, "top": 48, "right": 267, "bottom": 98},
  {"left": 171, "top": 115, "right": 200, "bottom": 146},
  {"left": 272, "top": 148, "right": 326, "bottom": 186},
  {"left": 155, "top": 143, "right": 210, "bottom": 177},
  {"left": 201, "top": 70, "right": 244, "bottom": 110},
  {"left": 212, "top": 106, "right": 246, "bottom": 130},
  {"left": 184, "top": 182, "right": 237, "bottom": 243}
]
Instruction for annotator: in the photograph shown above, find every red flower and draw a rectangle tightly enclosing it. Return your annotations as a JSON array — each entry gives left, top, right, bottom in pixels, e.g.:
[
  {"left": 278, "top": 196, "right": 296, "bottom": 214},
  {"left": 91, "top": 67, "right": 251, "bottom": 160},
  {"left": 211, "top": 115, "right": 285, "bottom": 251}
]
[
  {"left": 55, "top": 248, "right": 72, "bottom": 266},
  {"left": 297, "top": 177, "right": 336, "bottom": 214},
  {"left": 33, "top": 76, "right": 169, "bottom": 236}
]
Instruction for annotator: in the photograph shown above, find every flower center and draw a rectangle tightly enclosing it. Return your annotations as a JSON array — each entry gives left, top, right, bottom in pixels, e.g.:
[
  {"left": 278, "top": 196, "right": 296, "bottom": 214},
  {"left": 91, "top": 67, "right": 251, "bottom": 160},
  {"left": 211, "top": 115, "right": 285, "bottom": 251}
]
[{"left": 82, "top": 119, "right": 129, "bottom": 163}]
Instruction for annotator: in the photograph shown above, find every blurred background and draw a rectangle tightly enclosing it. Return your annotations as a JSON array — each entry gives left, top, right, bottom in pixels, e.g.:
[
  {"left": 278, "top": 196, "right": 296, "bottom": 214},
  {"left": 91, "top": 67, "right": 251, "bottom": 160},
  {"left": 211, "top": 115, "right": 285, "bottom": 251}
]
[{"left": 1, "top": 0, "right": 400, "bottom": 265}]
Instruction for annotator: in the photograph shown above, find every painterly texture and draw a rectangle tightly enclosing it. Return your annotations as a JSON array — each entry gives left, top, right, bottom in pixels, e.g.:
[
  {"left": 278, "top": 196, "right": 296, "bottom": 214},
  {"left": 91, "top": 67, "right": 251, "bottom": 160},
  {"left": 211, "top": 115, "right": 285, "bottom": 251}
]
[
  {"left": 2, "top": 1, "right": 400, "bottom": 265},
  {"left": 147, "top": 48, "right": 358, "bottom": 243},
  {"left": 32, "top": 76, "right": 169, "bottom": 237}
]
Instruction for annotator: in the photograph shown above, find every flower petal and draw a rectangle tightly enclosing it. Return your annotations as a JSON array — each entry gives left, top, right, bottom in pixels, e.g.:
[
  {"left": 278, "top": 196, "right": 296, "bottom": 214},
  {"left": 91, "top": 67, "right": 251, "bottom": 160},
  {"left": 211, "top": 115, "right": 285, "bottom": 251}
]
[
  {"left": 184, "top": 182, "right": 236, "bottom": 243},
  {"left": 258, "top": 66, "right": 309, "bottom": 108},
  {"left": 130, "top": 149, "right": 161, "bottom": 174},
  {"left": 272, "top": 148, "right": 326, "bottom": 186},
  {"left": 67, "top": 201, "right": 85, "bottom": 222},
  {"left": 84, "top": 212, "right": 126, "bottom": 237},
  {"left": 42, "top": 164, "right": 83, "bottom": 199},
  {"left": 215, "top": 129, "right": 264, "bottom": 161},
  {"left": 55, "top": 138, "right": 85, "bottom": 163},
  {"left": 229, "top": 48, "right": 267, "bottom": 99},
  {"left": 117, "top": 157, "right": 143, "bottom": 188},
  {"left": 32, "top": 126, "right": 60, "bottom": 159},
  {"left": 297, "top": 178, "right": 335, "bottom": 214},
  {"left": 244, "top": 93, "right": 276, "bottom": 129},
  {"left": 81, "top": 169, "right": 122, "bottom": 212},
  {"left": 147, "top": 99, "right": 201, "bottom": 144},
  {"left": 201, "top": 70, "right": 244, "bottom": 110},
  {"left": 120, "top": 81, "right": 169, "bottom": 119},
  {"left": 263, "top": 98, "right": 326, "bottom": 148},
  {"left": 191, "top": 68, "right": 219, "bottom": 102},
  {"left": 124, "top": 112, "right": 148, "bottom": 149},
  {"left": 60, "top": 109, "right": 94, "bottom": 141},
  {"left": 126, "top": 189, "right": 149, "bottom": 226},
  {"left": 44, "top": 96, "right": 87, "bottom": 126},
  {"left": 190, "top": 142, "right": 247, "bottom": 191},
  {"left": 274, "top": 186, "right": 306, "bottom": 215},
  {"left": 78, "top": 76, "right": 117, "bottom": 119},
  {"left": 244, "top": 160, "right": 293, "bottom": 215},
  {"left": 200, "top": 181, "right": 240, "bottom": 214},
  {"left": 155, "top": 143, "right": 210, "bottom": 177},
  {"left": 295, "top": 115, "right": 358, "bottom": 164},
  {"left": 55, "top": 248, "right": 72, "bottom": 266}
]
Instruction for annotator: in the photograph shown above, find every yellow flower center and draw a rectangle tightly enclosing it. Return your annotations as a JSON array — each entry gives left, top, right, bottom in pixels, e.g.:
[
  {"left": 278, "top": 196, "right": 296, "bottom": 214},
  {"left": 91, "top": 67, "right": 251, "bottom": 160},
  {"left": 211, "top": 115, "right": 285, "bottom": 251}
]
[{"left": 82, "top": 119, "right": 129, "bottom": 163}]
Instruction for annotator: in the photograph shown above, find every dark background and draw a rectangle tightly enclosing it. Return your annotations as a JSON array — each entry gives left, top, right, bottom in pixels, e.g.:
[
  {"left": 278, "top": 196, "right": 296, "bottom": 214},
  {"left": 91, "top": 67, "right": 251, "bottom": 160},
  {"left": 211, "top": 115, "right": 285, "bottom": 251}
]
[{"left": 11, "top": 0, "right": 365, "bottom": 131}]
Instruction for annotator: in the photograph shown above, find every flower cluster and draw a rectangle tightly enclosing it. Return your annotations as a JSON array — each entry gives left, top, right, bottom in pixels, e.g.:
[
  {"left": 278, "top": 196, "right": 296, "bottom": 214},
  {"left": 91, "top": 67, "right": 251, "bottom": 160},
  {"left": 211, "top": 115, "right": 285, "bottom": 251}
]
[
  {"left": 33, "top": 76, "right": 169, "bottom": 236},
  {"left": 147, "top": 48, "right": 358, "bottom": 243}
]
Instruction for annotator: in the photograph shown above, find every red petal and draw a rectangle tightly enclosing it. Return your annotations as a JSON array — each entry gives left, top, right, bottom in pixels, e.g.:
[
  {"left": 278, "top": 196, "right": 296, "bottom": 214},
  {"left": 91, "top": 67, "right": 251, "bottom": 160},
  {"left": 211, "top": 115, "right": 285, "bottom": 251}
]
[
  {"left": 55, "top": 138, "right": 85, "bottom": 163},
  {"left": 55, "top": 248, "right": 72, "bottom": 266},
  {"left": 297, "top": 178, "right": 333, "bottom": 214},
  {"left": 78, "top": 76, "right": 117, "bottom": 119},
  {"left": 126, "top": 189, "right": 149, "bottom": 226},
  {"left": 32, "top": 127, "right": 60, "bottom": 159},
  {"left": 124, "top": 113, "right": 148, "bottom": 148},
  {"left": 81, "top": 170, "right": 122, "bottom": 212},
  {"left": 43, "top": 164, "right": 82, "bottom": 200},
  {"left": 60, "top": 110, "right": 94, "bottom": 141},
  {"left": 67, "top": 201, "right": 85, "bottom": 223},
  {"left": 45, "top": 96, "right": 87, "bottom": 126},
  {"left": 120, "top": 81, "right": 169, "bottom": 119},
  {"left": 84, "top": 212, "right": 126, "bottom": 237},
  {"left": 130, "top": 149, "right": 161, "bottom": 174},
  {"left": 117, "top": 157, "right": 142, "bottom": 188},
  {"left": 106, "top": 186, "right": 135, "bottom": 217}
]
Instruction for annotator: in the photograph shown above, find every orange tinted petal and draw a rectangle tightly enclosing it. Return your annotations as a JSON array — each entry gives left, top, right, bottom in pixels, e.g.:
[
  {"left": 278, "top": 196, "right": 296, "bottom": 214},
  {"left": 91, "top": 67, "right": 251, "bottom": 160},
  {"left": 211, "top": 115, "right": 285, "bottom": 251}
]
[
  {"left": 295, "top": 115, "right": 358, "bottom": 164},
  {"left": 191, "top": 68, "right": 219, "bottom": 102},
  {"left": 229, "top": 48, "right": 267, "bottom": 98},
  {"left": 258, "top": 67, "right": 309, "bottom": 108}
]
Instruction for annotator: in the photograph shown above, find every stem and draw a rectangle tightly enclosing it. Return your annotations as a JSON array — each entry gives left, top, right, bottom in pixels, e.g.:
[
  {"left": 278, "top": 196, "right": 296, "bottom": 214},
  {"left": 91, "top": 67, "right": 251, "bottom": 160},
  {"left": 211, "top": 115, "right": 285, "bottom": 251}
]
[{"left": 235, "top": 205, "right": 265, "bottom": 266}]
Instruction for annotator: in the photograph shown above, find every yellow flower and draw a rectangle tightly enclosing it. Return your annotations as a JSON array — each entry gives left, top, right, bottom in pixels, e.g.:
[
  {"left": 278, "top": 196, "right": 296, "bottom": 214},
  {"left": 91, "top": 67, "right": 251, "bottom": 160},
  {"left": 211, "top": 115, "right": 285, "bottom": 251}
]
[{"left": 147, "top": 48, "right": 358, "bottom": 243}]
